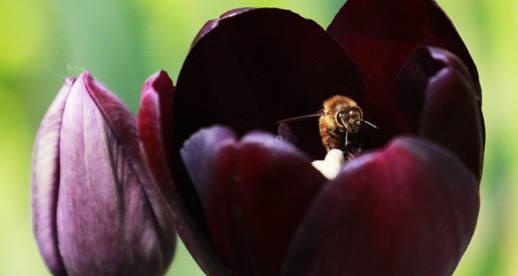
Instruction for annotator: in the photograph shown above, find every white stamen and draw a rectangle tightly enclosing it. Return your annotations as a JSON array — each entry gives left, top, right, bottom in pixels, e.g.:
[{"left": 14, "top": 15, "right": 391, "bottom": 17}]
[{"left": 311, "top": 149, "right": 345, "bottom": 180}]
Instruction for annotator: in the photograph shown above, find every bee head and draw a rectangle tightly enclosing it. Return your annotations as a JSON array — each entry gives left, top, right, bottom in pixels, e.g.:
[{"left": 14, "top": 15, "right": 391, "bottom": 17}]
[{"left": 337, "top": 107, "right": 363, "bottom": 133}]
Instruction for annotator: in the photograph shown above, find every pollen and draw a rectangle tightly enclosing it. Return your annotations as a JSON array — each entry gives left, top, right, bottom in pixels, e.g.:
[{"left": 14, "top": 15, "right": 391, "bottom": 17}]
[{"left": 311, "top": 148, "right": 345, "bottom": 180}]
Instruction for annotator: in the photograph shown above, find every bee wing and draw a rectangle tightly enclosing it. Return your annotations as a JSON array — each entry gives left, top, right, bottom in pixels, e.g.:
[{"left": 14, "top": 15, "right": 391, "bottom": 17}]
[
  {"left": 276, "top": 109, "right": 323, "bottom": 146},
  {"left": 276, "top": 122, "right": 298, "bottom": 145}
]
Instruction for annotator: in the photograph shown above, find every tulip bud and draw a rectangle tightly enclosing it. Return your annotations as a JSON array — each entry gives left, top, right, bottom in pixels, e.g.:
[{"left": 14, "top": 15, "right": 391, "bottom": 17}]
[{"left": 32, "top": 72, "right": 175, "bottom": 276}]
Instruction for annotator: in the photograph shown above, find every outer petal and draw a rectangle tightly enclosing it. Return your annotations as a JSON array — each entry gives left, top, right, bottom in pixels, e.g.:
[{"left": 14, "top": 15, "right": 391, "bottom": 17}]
[
  {"left": 56, "top": 72, "right": 174, "bottom": 275},
  {"left": 181, "top": 126, "right": 237, "bottom": 275},
  {"left": 138, "top": 70, "right": 176, "bottom": 199},
  {"left": 138, "top": 71, "right": 227, "bottom": 275},
  {"left": 282, "top": 137, "right": 479, "bottom": 276},
  {"left": 397, "top": 47, "right": 484, "bottom": 179},
  {"left": 191, "top": 8, "right": 252, "bottom": 47},
  {"left": 181, "top": 127, "right": 326, "bottom": 276},
  {"left": 32, "top": 78, "right": 74, "bottom": 276},
  {"left": 328, "top": 0, "right": 479, "bottom": 147}
]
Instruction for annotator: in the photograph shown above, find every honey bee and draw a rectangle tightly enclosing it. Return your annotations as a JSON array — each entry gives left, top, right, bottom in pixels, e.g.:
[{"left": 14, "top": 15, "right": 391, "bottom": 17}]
[{"left": 278, "top": 95, "right": 377, "bottom": 160}]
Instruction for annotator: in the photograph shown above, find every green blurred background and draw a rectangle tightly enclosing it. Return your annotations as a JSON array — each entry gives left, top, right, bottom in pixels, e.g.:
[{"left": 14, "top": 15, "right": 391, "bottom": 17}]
[{"left": 0, "top": 0, "right": 515, "bottom": 275}]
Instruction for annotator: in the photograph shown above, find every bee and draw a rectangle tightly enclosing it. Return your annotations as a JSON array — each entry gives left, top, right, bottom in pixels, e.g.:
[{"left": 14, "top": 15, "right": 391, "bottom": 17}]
[{"left": 277, "top": 95, "right": 377, "bottom": 160}]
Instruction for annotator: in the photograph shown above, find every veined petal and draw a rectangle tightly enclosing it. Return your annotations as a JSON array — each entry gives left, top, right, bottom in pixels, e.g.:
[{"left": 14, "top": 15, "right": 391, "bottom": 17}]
[
  {"left": 281, "top": 137, "right": 479, "bottom": 276},
  {"left": 31, "top": 78, "right": 75, "bottom": 276},
  {"left": 55, "top": 72, "right": 173, "bottom": 275}
]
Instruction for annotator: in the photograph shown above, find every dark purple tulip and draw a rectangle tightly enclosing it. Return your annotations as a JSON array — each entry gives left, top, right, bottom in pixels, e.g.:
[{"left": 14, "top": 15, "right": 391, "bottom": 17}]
[
  {"left": 32, "top": 72, "right": 176, "bottom": 276},
  {"left": 142, "top": 2, "right": 483, "bottom": 276}
]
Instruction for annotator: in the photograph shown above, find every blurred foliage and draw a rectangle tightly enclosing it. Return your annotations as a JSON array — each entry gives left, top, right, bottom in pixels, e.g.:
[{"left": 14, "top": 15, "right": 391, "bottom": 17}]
[{"left": 0, "top": 0, "right": 515, "bottom": 275}]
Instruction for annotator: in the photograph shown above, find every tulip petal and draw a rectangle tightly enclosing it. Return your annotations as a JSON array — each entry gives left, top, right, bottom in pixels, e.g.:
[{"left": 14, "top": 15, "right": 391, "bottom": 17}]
[
  {"left": 181, "top": 126, "right": 237, "bottom": 275},
  {"left": 397, "top": 47, "right": 484, "bottom": 179},
  {"left": 191, "top": 8, "right": 253, "bottom": 48},
  {"left": 328, "top": 0, "right": 479, "bottom": 147},
  {"left": 139, "top": 73, "right": 229, "bottom": 275},
  {"left": 56, "top": 72, "right": 173, "bottom": 275},
  {"left": 282, "top": 137, "right": 479, "bottom": 276},
  {"left": 32, "top": 78, "right": 74, "bottom": 276},
  {"left": 85, "top": 72, "right": 176, "bottom": 264},
  {"left": 173, "top": 8, "right": 363, "bottom": 163},
  {"left": 138, "top": 70, "right": 175, "bottom": 198},
  {"left": 181, "top": 127, "right": 326, "bottom": 275}
]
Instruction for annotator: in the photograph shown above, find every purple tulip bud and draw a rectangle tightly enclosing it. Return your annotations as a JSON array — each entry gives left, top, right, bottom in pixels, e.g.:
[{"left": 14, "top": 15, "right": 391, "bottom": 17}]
[{"left": 32, "top": 72, "right": 175, "bottom": 276}]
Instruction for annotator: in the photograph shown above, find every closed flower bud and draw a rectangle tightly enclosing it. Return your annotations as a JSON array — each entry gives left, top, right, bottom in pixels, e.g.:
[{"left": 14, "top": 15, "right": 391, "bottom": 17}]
[{"left": 32, "top": 72, "right": 175, "bottom": 276}]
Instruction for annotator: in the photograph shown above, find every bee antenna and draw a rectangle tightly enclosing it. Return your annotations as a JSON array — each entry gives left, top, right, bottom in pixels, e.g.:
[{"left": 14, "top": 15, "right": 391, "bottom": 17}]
[
  {"left": 276, "top": 110, "right": 324, "bottom": 124},
  {"left": 362, "top": 120, "right": 378, "bottom": 129}
]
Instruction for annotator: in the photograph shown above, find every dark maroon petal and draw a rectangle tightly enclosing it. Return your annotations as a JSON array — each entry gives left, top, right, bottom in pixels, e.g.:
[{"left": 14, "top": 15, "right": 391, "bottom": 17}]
[
  {"left": 181, "top": 126, "right": 237, "bottom": 275},
  {"left": 397, "top": 47, "right": 483, "bottom": 179},
  {"left": 328, "top": 0, "right": 479, "bottom": 147},
  {"left": 138, "top": 71, "right": 228, "bottom": 275},
  {"left": 32, "top": 78, "right": 74, "bottom": 276},
  {"left": 282, "top": 137, "right": 479, "bottom": 276},
  {"left": 191, "top": 20, "right": 219, "bottom": 48},
  {"left": 234, "top": 133, "right": 326, "bottom": 275},
  {"left": 138, "top": 70, "right": 175, "bottom": 197},
  {"left": 181, "top": 126, "right": 237, "bottom": 207},
  {"left": 56, "top": 72, "right": 174, "bottom": 275},
  {"left": 181, "top": 127, "right": 326, "bottom": 275},
  {"left": 420, "top": 48, "right": 483, "bottom": 180},
  {"left": 191, "top": 8, "right": 253, "bottom": 48}
]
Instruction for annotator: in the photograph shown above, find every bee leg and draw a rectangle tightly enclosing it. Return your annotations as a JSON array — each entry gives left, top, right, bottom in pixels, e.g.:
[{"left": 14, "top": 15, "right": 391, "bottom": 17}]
[
  {"left": 345, "top": 151, "right": 355, "bottom": 161},
  {"left": 325, "top": 129, "right": 345, "bottom": 151},
  {"left": 344, "top": 146, "right": 362, "bottom": 161},
  {"left": 325, "top": 129, "right": 342, "bottom": 139},
  {"left": 344, "top": 131, "right": 349, "bottom": 147}
]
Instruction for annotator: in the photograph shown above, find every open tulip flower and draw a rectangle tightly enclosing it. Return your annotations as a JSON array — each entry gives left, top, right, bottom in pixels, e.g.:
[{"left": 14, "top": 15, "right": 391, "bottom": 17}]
[
  {"left": 32, "top": 0, "right": 484, "bottom": 276},
  {"left": 144, "top": 1, "right": 483, "bottom": 276}
]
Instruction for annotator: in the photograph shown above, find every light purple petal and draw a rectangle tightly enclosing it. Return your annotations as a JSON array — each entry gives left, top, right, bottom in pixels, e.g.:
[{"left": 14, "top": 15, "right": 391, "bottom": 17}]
[
  {"left": 32, "top": 78, "right": 75, "bottom": 276},
  {"left": 55, "top": 72, "right": 173, "bottom": 275}
]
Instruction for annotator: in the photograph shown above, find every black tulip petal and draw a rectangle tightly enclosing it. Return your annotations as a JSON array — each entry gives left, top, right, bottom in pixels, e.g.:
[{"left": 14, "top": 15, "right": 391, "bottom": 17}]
[
  {"left": 181, "top": 126, "right": 326, "bottom": 276},
  {"left": 328, "top": 0, "right": 480, "bottom": 147},
  {"left": 397, "top": 47, "right": 484, "bottom": 179},
  {"left": 282, "top": 137, "right": 479, "bottom": 276}
]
